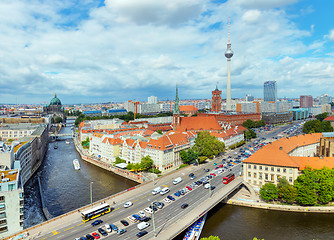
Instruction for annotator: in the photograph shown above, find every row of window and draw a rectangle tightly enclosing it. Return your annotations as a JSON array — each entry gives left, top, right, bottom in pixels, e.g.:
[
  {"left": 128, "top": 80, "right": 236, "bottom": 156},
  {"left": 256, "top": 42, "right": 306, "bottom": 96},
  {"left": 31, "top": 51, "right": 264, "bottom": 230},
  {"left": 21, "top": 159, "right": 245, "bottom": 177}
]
[
  {"left": 248, "top": 172, "right": 293, "bottom": 182},
  {"left": 248, "top": 164, "right": 293, "bottom": 174}
]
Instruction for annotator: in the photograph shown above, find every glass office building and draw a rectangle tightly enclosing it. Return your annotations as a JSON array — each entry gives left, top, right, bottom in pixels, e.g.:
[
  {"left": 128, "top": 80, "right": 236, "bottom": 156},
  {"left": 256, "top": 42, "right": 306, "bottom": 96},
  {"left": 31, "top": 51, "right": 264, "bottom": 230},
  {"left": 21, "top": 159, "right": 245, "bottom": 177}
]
[{"left": 264, "top": 81, "right": 277, "bottom": 102}]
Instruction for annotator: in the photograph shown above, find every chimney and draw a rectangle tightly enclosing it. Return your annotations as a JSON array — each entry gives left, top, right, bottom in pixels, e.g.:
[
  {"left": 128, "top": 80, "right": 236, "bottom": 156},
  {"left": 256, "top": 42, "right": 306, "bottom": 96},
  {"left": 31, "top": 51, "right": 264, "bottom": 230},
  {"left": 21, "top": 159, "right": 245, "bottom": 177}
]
[{"left": 279, "top": 147, "right": 283, "bottom": 150}]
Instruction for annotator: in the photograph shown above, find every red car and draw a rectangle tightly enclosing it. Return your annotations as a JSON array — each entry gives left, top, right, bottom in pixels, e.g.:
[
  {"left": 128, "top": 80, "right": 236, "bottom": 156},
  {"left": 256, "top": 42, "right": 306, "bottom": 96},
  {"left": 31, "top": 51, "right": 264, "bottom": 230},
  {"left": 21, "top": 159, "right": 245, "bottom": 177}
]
[
  {"left": 186, "top": 186, "right": 192, "bottom": 191},
  {"left": 210, "top": 173, "right": 216, "bottom": 177},
  {"left": 219, "top": 164, "right": 224, "bottom": 168},
  {"left": 92, "top": 232, "right": 100, "bottom": 239}
]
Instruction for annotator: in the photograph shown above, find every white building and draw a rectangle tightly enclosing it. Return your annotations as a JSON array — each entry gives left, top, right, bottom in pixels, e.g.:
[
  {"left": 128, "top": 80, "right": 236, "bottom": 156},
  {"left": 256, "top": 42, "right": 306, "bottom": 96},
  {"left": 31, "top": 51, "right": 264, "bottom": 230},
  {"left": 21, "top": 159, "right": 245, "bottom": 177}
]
[
  {"left": 148, "top": 96, "right": 158, "bottom": 104},
  {"left": 0, "top": 169, "right": 24, "bottom": 238}
]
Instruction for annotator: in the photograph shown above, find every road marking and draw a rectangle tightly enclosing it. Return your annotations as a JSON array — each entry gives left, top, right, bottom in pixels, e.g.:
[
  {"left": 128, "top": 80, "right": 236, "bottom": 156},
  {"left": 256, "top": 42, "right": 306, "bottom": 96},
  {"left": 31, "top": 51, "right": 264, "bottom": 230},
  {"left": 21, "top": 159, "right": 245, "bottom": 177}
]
[
  {"left": 51, "top": 230, "right": 60, "bottom": 235},
  {"left": 133, "top": 199, "right": 138, "bottom": 202},
  {"left": 64, "top": 227, "right": 74, "bottom": 231},
  {"left": 114, "top": 207, "right": 120, "bottom": 211},
  {"left": 163, "top": 184, "right": 168, "bottom": 187},
  {"left": 77, "top": 222, "right": 84, "bottom": 226},
  {"left": 41, "top": 238, "right": 47, "bottom": 240},
  {"left": 141, "top": 195, "right": 147, "bottom": 199}
]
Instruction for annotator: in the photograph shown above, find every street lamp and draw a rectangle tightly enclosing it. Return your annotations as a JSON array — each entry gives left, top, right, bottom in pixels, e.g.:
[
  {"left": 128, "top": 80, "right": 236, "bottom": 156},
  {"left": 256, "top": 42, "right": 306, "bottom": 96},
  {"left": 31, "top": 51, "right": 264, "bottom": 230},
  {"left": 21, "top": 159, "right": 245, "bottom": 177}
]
[
  {"left": 148, "top": 199, "right": 156, "bottom": 237},
  {"left": 90, "top": 182, "right": 93, "bottom": 208}
]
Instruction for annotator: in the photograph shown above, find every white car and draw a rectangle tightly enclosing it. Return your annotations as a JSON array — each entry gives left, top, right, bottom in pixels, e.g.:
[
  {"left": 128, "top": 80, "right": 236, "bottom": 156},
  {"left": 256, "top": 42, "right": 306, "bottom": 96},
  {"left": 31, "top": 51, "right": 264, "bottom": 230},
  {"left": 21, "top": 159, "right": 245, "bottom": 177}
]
[
  {"left": 127, "top": 216, "right": 137, "bottom": 223},
  {"left": 105, "top": 224, "right": 112, "bottom": 233},
  {"left": 123, "top": 201, "right": 133, "bottom": 208},
  {"left": 204, "top": 183, "right": 211, "bottom": 189},
  {"left": 138, "top": 210, "right": 146, "bottom": 218},
  {"left": 144, "top": 207, "right": 153, "bottom": 214},
  {"left": 163, "top": 198, "right": 171, "bottom": 203}
]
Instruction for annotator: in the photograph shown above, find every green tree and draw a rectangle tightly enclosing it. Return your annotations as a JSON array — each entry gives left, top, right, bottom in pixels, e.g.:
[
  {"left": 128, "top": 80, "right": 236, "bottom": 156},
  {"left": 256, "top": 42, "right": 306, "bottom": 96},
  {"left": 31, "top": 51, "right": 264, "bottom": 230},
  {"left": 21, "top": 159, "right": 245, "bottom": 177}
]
[
  {"left": 200, "top": 236, "right": 220, "bottom": 240},
  {"left": 180, "top": 150, "right": 189, "bottom": 164},
  {"left": 277, "top": 177, "right": 289, "bottom": 189},
  {"left": 187, "top": 149, "right": 199, "bottom": 163},
  {"left": 126, "top": 163, "right": 134, "bottom": 170},
  {"left": 156, "top": 130, "right": 163, "bottom": 134},
  {"left": 193, "top": 131, "right": 225, "bottom": 158},
  {"left": 140, "top": 155, "right": 153, "bottom": 170},
  {"left": 315, "top": 112, "right": 329, "bottom": 122},
  {"left": 260, "top": 183, "right": 278, "bottom": 202},
  {"left": 302, "top": 119, "right": 333, "bottom": 133},
  {"left": 114, "top": 157, "right": 126, "bottom": 164},
  {"left": 278, "top": 185, "right": 297, "bottom": 204},
  {"left": 294, "top": 169, "right": 318, "bottom": 206},
  {"left": 133, "top": 163, "right": 142, "bottom": 172},
  {"left": 81, "top": 137, "right": 90, "bottom": 149}
]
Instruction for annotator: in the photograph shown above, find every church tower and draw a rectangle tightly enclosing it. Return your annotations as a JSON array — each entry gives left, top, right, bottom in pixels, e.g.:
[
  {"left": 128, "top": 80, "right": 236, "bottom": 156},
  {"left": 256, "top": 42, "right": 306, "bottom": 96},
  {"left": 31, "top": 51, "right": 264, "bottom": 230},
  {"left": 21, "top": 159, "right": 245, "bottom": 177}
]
[
  {"left": 173, "top": 83, "right": 181, "bottom": 129},
  {"left": 211, "top": 85, "right": 222, "bottom": 112}
]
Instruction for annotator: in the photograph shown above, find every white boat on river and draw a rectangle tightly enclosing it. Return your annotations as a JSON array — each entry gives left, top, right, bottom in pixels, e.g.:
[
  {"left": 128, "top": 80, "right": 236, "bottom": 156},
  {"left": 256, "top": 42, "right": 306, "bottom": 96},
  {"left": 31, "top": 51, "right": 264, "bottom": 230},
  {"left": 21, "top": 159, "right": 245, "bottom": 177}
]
[{"left": 73, "top": 159, "right": 80, "bottom": 170}]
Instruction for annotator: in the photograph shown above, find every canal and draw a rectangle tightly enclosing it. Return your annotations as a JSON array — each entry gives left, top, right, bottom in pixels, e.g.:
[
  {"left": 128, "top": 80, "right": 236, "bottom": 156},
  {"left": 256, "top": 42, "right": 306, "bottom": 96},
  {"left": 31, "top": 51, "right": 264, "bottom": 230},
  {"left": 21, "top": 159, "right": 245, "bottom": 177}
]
[{"left": 24, "top": 121, "right": 334, "bottom": 239}]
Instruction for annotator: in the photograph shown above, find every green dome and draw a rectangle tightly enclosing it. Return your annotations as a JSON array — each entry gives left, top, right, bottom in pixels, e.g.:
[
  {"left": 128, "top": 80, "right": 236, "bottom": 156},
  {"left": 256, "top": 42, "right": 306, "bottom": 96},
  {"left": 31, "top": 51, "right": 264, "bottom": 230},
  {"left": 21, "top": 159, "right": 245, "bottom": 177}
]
[{"left": 50, "top": 94, "right": 62, "bottom": 106}]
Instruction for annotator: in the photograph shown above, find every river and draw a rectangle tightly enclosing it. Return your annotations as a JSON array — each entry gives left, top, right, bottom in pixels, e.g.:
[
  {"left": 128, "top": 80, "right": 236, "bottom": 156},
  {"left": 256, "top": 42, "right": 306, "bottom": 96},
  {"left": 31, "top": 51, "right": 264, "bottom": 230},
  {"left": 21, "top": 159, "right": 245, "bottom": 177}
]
[{"left": 24, "top": 121, "right": 334, "bottom": 239}]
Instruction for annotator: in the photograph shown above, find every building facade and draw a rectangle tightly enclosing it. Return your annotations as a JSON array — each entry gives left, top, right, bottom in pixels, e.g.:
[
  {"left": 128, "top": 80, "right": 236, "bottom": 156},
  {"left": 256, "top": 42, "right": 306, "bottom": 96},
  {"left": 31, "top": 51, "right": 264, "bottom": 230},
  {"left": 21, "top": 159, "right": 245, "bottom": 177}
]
[
  {"left": 211, "top": 86, "right": 222, "bottom": 112},
  {"left": 264, "top": 81, "right": 277, "bottom": 102},
  {"left": 300, "top": 95, "right": 313, "bottom": 108}
]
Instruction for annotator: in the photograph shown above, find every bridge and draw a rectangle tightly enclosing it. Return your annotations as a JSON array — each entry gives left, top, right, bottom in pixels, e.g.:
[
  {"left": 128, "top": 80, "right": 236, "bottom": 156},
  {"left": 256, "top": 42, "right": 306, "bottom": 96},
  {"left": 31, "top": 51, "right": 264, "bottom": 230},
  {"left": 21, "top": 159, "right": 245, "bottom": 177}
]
[
  {"left": 49, "top": 133, "right": 74, "bottom": 141},
  {"left": 8, "top": 162, "right": 246, "bottom": 240}
]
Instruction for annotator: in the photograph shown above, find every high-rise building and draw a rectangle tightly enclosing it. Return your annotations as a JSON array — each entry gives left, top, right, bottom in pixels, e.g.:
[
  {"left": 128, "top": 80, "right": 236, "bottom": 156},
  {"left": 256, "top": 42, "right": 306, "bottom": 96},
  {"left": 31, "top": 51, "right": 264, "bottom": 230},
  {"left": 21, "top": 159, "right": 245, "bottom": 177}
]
[
  {"left": 245, "top": 94, "right": 254, "bottom": 102},
  {"left": 148, "top": 96, "right": 157, "bottom": 104},
  {"left": 264, "top": 81, "right": 277, "bottom": 102},
  {"left": 320, "top": 94, "right": 331, "bottom": 105},
  {"left": 211, "top": 85, "right": 222, "bottom": 112},
  {"left": 300, "top": 95, "right": 313, "bottom": 108}
]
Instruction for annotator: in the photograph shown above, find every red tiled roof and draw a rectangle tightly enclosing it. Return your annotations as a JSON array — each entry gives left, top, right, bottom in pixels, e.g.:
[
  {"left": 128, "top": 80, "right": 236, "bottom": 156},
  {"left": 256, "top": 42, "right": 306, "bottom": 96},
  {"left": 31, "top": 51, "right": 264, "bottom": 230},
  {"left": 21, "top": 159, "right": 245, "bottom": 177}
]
[
  {"left": 180, "top": 105, "right": 198, "bottom": 112},
  {"left": 176, "top": 116, "right": 222, "bottom": 132},
  {"left": 324, "top": 116, "right": 334, "bottom": 121}
]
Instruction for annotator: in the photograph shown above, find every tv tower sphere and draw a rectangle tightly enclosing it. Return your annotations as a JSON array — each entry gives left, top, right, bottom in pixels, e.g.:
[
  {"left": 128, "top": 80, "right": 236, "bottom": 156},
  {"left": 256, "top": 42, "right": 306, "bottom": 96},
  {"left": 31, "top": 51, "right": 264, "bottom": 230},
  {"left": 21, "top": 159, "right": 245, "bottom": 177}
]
[{"left": 225, "top": 43, "right": 233, "bottom": 59}]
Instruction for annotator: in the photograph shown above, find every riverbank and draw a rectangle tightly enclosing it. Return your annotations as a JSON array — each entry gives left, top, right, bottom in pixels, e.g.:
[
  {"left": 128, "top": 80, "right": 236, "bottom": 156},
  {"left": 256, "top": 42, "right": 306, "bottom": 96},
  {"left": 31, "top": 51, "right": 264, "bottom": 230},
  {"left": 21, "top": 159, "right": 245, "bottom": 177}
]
[
  {"left": 227, "top": 185, "right": 334, "bottom": 213},
  {"left": 73, "top": 137, "right": 144, "bottom": 183}
]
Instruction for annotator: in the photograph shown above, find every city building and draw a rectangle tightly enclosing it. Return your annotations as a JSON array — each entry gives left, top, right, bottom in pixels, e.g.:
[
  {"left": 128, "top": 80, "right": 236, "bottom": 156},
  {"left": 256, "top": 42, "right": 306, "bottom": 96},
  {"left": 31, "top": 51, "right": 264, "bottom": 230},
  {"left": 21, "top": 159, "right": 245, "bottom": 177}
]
[
  {"left": 324, "top": 116, "right": 334, "bottom": 128},
  {"left": 148, "top": 96, "right": 158, "bottom": 104},
  {"left": 197, "top": 112, "right": 261, "bottom": 126},
  {"left": 0, "top": 169, "right": 24, "bottom": 238},
  {"left": 263, "top": 81, "right": 277, "bottom": 102},
  {"left": 261, "top": 112, "right": 293, "bottom": 124},
  {"left": 320, "top": 94, "right": 331, "bottom": 105},
  {"left": 179, "top": 105, "right": 198, "bottom": 116},
  {"left": 43, "top": 94, "right": 65, "bottom": 121},
  {"left": 291, "top": 108, "right": 309, "bottom": 121},
  {"left": 243, "top": 133, "right": 334, "bottom": 187},
  {"left": 300, "top": 95, "right": 313, "bottom": 108},
  {"left": 317, "top": 132, "right": 334, "bottom": 157},
  {"left": 211, "top": 86, "right": 222, "bottom": 112},
  {"left": 245, "top": 94, "right": 254, "bottom": 102}
]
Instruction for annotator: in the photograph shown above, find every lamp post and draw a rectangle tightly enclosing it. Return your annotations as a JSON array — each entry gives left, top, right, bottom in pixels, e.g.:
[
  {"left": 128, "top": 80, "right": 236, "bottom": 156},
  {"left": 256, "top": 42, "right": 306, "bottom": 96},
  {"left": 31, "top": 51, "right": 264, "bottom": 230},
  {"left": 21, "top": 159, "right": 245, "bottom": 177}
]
[
  {"left": 148, "top": 199, "right": 156, "bottom": 237},
  {"left": 90, "top": 182, "right": 93, "bottom": 208}
]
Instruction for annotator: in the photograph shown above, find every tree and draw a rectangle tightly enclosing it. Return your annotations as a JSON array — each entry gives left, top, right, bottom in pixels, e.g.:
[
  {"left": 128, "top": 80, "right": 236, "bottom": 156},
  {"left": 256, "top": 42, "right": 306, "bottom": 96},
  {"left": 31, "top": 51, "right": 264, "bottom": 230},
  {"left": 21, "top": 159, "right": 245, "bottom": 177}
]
[
  {"left": 200, "top": 236, "right": 220, "bottom": 240},
  {"left": 133, "top": 163, "right": 142, "bottom": 172},
  {"left": 156, "top": 130, "right": 163, "bottom": 134},
  {"left": 277, "top": 177, "right": 289, "bottom": 189},
  {"left": 114, "top": 157, "right": 126, "bottom": 164},
  {"left": 180, "top": 150, "right": 189, "bottom": 164},
  {"left": 126, "top": 163, "right": 134, "bottom": 170},
  {"left": 302, "top": 119, "right": 333, "bottom": 133},
  {"left": 294, "top": 169, "right": 318, "bottom": 206},
  {"left": 180, "top": 149, "right": 199, "bottom": 164},
  {"left": 260, "top": 183, "right": 278, "bottom": 202},
  {"left": 315, "top": 112, "right": 329, "bottom": 122},
  {"left": 278, "top": 185, "right": 297, "bottom": 204},
  {"left": 140, "top": 155, "right": 153, "bottom": 170},
  {"left": 193, "top": 131, "right": 225, "bottom": 158}
]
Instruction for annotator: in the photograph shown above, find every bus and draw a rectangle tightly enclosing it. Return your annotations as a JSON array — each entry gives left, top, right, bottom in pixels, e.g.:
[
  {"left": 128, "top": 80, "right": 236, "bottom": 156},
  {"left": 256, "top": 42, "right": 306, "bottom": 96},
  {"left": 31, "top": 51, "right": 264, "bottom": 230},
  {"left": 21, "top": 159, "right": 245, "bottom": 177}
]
[
  {"left": 223, "top": 174, "right": 235, "bottom": 184},
  {"left": 81, "top": 203, "right": 112, "bottom": 222}
]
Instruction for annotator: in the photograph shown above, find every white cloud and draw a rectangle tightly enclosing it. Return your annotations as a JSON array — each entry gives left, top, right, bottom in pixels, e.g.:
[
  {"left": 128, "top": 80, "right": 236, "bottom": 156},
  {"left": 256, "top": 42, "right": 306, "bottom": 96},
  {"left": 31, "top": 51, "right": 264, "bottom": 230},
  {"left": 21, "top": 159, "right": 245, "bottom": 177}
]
[
  {"left": 234, "top": 0, "right": 299, "bottom": 9},
  {"left": 329, "top": 29, "right": 334, "bottom": 41},
  {"left": 242, "top": 10, "right": 261, "bottom": 23}
]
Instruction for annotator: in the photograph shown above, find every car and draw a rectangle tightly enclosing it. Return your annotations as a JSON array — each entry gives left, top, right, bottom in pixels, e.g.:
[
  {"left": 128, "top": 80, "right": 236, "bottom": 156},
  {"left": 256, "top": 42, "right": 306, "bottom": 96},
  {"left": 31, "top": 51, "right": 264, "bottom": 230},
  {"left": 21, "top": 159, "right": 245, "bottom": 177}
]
[
  {"left": 179, "top": 190, "right": 185, "bottom": 195},
  {"left": 189, "top": 173, "right": 194, "bottom": 177},
  {"left": 149, "top": 205, "right": 157, "bottom": 211},
  {"left": 136, "top": 231, "right": 148, "bottom": 238},
  {"left": 85, "top": 235, "right": 94, "bottom": 240},
  {"left": 174, "top": 191, "right": 181, "bottom": 197},
  {"left": 124, "top": 201, "right": 133, "bottom": 208},
  {"left": 204, "top": 169, "right": 210, "bottom": 172},
  {"left": 167, "top": 195, "right": 175, "bottom": 201},
  {"left": 163, "top": 198, "right": 171, "bottom": 203},
  {"left": 138, "top": 210, "right": 146, "bottom": 218},
  {"left": 98, "top": 227, "right": 108, "bottom": 236},
  {"left": 91, "top": 220, "right": 103, "bottom": 226},
  {"left": 133, "top": 214, "right": 141, "bottom": 220},
  {"left": 210, "top": 186, "right": 216, "bottom": 190},
  {"left": 110, "top": 224, "right": 118, "bottom": 231},
  {"left": 128, "top": 216, "right": 138, "bottom": 223},
  {"left": 139, "top": 216, "right": 151, "bottom": 222},
  {"left": 204, "top": 183, "right": 211, "bottom": 189},
  {"left": 210, "top": 173, "right": 216, "bottom": 177},
  {"left": 117, "top": 229, "right": 127, "bottom": 235},
  {"left": 120, "top": 220, "right": 129, "bottom": 226},
  {"left": 105, "top": 224, "right": 111, "bottom": 233},
  {"left": 190, "top": 175, "right": 196, "bottom": 180},
  {"left": 186, "top": 186, "right": 192, "bottom": 191},
  {"left": 137, "top": 222, "right": 150, "bottom": 230},
  {"left": 80, "top": 237, "right": 88, "bottom": 240},
  {"left": 91, "top": 232, "right": 100, "bottom": 239},
  {"left": 144, "top": 207, "right": 153, "bottom": 214},
  {"left": 181, "top": 203, "right": 189, "bottom": 209}
]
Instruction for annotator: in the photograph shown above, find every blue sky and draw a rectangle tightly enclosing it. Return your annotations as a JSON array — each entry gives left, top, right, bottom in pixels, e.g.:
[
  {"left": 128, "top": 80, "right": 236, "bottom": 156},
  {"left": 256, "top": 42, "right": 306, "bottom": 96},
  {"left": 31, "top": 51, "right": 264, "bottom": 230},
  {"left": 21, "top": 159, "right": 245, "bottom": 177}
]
[{"left": 0, "top": 0, "right": 333, "bottom": 104}]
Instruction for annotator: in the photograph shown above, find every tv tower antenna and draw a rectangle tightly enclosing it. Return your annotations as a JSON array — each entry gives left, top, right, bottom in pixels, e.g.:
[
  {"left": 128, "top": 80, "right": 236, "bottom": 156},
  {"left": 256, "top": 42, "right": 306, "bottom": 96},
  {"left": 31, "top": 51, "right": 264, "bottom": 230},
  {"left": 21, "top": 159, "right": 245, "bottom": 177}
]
[{"left": 225, "top": 17, "right": 233, "bottom": 111}]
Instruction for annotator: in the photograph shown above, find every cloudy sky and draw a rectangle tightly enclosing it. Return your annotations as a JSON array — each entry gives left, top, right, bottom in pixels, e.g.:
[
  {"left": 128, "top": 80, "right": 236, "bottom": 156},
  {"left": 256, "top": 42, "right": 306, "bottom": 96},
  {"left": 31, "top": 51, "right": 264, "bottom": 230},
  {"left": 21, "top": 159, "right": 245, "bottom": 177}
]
[{"left": 0, "top": 0, "right": 333, "bottom": 104}]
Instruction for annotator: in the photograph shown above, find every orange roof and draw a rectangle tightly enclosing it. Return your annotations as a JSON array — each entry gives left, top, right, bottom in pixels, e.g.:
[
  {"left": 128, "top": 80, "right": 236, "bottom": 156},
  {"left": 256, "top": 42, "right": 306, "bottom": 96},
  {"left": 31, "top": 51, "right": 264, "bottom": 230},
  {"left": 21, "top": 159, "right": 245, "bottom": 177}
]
[
  {"left": 180, "top": 105, "right": 198, "bottom": 112},
  {"left": 243, "top": 133, "right": 329, "bottom": 170},
  {"left": 14, "top": 142, "right": 27, "bottom": 153},
  {"left": 146, "top": 131, "right": 194, "bottom": 151},
  {"left": 176, "top": 116, "right": 222, "bottom": 132},
  {"left": 324, "top": 116, "right": 334, "bottom": 121}
]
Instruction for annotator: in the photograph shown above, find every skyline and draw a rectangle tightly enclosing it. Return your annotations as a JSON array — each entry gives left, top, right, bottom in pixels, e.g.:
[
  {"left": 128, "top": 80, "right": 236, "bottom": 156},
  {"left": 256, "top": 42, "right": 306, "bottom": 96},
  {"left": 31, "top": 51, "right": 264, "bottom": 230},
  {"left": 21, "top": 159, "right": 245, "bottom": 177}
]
[{"left": 0, "top": 0, "right": 333, "bottom": 104}]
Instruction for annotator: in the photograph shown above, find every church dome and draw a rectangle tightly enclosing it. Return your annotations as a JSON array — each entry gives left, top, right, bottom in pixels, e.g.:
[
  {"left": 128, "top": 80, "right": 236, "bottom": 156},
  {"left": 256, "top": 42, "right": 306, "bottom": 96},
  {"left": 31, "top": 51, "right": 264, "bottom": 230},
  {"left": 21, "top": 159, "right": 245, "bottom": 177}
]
[{"left": 50, "top": 94, "right": 62, "bottom": 106}]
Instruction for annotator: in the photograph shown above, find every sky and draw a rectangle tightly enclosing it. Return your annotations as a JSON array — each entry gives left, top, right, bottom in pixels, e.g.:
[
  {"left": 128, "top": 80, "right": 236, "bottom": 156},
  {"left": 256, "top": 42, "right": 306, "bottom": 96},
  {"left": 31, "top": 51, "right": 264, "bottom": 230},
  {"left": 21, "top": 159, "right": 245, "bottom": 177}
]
[{"left": 0, "top": 0, "right": 333, "bottom": 104}]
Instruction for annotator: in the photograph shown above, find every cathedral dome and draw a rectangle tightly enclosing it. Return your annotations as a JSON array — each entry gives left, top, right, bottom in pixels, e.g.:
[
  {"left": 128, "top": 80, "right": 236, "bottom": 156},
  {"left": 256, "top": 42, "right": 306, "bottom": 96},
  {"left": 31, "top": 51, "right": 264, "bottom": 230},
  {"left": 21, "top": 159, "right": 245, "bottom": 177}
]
[{"left": 50, "top": 94, "right": 62, "bottom": 106}]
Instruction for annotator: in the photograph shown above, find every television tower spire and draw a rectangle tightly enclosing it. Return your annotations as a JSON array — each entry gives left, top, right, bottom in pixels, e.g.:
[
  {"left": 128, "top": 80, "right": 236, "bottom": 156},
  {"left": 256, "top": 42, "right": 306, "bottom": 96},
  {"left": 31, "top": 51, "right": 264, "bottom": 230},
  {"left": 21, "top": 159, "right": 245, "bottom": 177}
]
[{"left": 225, "top": 17, "right": 233, "bottom": 111}]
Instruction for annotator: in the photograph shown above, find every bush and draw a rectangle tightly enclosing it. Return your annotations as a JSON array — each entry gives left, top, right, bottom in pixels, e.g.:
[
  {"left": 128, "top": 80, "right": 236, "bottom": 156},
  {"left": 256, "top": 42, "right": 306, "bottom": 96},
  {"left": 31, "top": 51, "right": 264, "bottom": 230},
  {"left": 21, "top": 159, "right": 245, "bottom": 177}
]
[
  {"left": 147, "top": 168, "right": 161, "bottom": 174},
  {"left": 178, "top": 164, "right": 189, "bottom": 169},
  {"left": 229, "top": 140, "right": 245, "bottom": 150}
]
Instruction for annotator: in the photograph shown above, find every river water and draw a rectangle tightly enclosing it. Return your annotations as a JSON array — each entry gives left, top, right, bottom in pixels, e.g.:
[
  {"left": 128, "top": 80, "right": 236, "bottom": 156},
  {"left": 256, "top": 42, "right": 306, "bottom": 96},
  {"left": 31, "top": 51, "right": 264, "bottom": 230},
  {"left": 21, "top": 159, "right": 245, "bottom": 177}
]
[{"left": 24, "top": 121, "right": 334, "bottom": 239}]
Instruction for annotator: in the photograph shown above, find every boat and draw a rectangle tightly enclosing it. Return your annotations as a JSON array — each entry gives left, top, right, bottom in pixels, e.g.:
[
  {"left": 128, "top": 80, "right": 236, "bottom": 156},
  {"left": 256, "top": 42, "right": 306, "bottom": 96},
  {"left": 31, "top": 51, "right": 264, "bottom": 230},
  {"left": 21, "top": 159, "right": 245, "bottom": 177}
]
[
  {"left": 73, "top": 159, "right": 80, "bottom": 170},
  {"left": 54, "top": 142, "right": 58, "bottom": 149},
  {"left": 66, "top": 140, "right": 70, "bottom": 144},
  {"left": 183, "top": 213, "right": 207, "bottom": 240}
]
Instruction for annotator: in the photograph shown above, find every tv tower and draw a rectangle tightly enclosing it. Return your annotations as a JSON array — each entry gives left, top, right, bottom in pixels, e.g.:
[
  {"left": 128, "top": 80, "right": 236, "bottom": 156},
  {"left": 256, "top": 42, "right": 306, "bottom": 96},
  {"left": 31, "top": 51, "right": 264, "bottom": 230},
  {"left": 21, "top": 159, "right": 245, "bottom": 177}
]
[{"left": 225, "top": 17, "right": 233, "bottom": 111}]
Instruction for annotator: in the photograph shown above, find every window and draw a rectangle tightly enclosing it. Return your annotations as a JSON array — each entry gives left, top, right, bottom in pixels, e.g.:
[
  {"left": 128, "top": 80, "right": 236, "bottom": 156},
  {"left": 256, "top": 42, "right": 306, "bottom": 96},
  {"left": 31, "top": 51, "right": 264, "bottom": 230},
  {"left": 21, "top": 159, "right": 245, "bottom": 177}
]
[
  {"left": 259, "top": 166, "right": 262, "bottom": 170},
  {"left": 0, "top": 196, "right": 4, "bottom": 202},
  {"left": 277, "top": 168, "right": 280, "bottom": 172},
  {"left": 289, "top": 169, "right": 293, "bottom": 174},
  {"left": 248, "top": 165, "right": 251, "bottom": 169},
  {"left": 254, "top": 173, "right": 257, "bottom": 178},
  {"left": 271, "top": 167, "right": 274, "bottom": 172},
  {"left": 265, "top": 174, "right": 268, "bottom": 180},
  {"left": 265, "top": 167, "right": 268, "bottom": 171},
  {"left": 8, "top": 184, "right": 15, "bottom": 191},
  {"left": 277, "top": 175, "right": 280, "bottom": 180},
  {"left": 20, "top": 200, "right": 23, "bottom": 206},
  {"left": 271, "top": 175, "right": 274, "bottom": 181},
  {"left": 283, "top": 168, "right": 286, "bottom": 173},
  {"left": 0, "top": 212, "right": 6, "bottom": 219},
  {"left": 289, "top": 177, "right": 292, "bottom": 182},
  {"left": 0, "top": 226, "right": 7, "bottom": 233},
  {"left": 259, "top": 173, "right": 262, "bottom": 179},
  {"left": 248, "top": 172, "right": 251, "bottom": 177},
  {"left": 254, "top": 165, "right": 257, "bottom": 170},
  {"left": 0, "top": 204, "right": 5, "bottom": 211},
  {"left": 0, "top": 219, "right": 6, "bottom": 226}
]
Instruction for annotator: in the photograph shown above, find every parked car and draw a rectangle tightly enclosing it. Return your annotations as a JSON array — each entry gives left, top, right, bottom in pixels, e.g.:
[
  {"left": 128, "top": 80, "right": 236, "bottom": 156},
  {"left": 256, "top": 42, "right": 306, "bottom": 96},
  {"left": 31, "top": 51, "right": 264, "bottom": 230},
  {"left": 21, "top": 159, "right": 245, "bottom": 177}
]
[
  {"left": 120, "top": 220, "right": 129, "bottom": 226},
  {"left": 105, "top": 224, "right": 111, "bottom": 233},
  {"left": 85, "top": 234, "right": 94, "bottom": 240},
  {"left": 139, "top": 216, "right": 151, "bottom": 222},
  {"left": 98, "top": 227, "right": 108, "bottom": 236},
  {"left": 163, "top": 198, "right": 171, "bottom": 203},
  {"left": 144, "top": 207, "right": 153, "bottom": 214},
  {"left": 186, "top": 186, "right": 192, "bottom": 191},
  {"left": 174, "top": 191, "right": 181, "bottom": 197},
  {"left": 132, "top": 214, "right": 141, "bottom": 220},
  {"left": 136, "top": 231, "right": 148, "bottom": 238},
  {"left": 117, "top": 229, "right": 127, "bottom": 235},
  {"left": 138, "top": 211, "right": 146, "bottom": 218},
  {"left": 91, "top": 220, "right": 103, "bottom": 226},
  {"left": 91, "top": 232, "right": 100, "bottom": 239},
  {"left": 167, "top": 195, "right": 175, "bottom": 201},
  {"left": 110, "top": 224, "right": 118, "bottom": 231},
  {"left": 205, "top": 168, "right": 210, "bottom": 172},
  {"left": 181, "top": 203, "right": 189, "bottom": 209}
]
